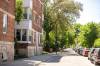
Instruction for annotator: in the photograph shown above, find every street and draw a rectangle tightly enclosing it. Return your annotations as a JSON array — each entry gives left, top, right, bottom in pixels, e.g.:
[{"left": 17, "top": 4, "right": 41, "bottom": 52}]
[
  {"left": 39, "top": 48, "right": 95, "bottom": 66},
  {"left": 0, "top": 48, "right": 98, "bottom": 66}
]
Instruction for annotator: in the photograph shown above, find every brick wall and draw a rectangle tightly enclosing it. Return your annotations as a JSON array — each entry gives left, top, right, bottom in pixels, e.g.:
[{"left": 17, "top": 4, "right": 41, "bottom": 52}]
[
  {"left": 0, "top": 0, "right": 15, "bottom": 63},
  {"left": 0, "top": 0, "right": 15, "bottom": 42},
  {"left": 32, "top": 0, "right": 43, "bottom": 33}
]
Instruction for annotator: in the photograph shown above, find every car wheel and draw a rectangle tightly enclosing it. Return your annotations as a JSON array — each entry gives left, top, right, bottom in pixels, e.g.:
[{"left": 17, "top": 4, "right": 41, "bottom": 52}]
[{"left": 94, "top": 61, "right": 99, "bottom": 65}]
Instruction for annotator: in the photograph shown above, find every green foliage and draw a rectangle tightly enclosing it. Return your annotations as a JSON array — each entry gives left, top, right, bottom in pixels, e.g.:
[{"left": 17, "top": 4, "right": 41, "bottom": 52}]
[
  {"left": 77, "top": 22, "right": 97, "bottom": 48},
  {"left": 43, "top": 0, "right": 82, "bottom": 51},
  {"left": 66, "top": 31, "right": 75, "bottom": 47},
  {"left": 94, "top": 38, "right": 100, "bottom": 48},
  {"left": 15, "top": 0, "right": 23, "bottom": 23},
  {"left": 60, "top": 32, "right": 67, "bottom": 48},
  {"left": 96, "top": 23, "right": 100, "bottom": 38}
]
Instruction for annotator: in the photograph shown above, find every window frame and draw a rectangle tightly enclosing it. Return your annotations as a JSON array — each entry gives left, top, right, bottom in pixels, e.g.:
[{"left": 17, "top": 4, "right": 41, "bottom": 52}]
[
  {"left": 3, "top": 14, "right": 8, "bottom": 34},
  {"left": 22, "top": 29, "right": 27, "bottom": 41},
  {"left": 16, "top": 29, "right": 21, "bottom": 41}
]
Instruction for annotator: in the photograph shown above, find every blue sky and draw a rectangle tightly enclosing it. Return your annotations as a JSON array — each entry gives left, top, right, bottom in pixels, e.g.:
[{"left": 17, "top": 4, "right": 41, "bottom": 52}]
[{"left": 75, "top": 0, "right": 100, "bottom": 24}]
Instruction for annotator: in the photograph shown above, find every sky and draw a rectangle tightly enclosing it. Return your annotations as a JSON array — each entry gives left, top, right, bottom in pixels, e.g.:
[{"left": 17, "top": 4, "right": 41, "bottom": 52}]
[{"left": 75, "top": 0, "right": 100, "bottom": 24}]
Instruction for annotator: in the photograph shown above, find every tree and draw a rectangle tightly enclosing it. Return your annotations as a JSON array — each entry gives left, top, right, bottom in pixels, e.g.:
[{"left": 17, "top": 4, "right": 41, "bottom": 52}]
[
  {"left": 50, "top": 0, "right": 83, "bottom": 33},
  {"left": 94, "top": 38, "right": 100, "bottom": 48},
  {"left": 43, "top": 0, "right": 54, "bottom": 51},
  {"left": 43, "top": 0, "right": 82, "bottom": 51},
  {"left": 15, "top": 0, "right": 23, "bottom": 23},
  {"left": 60, "top": 32, "right": 67, "bottom": 49},
  {"left": 96, "top": 23, "right": 100, "bottom": 38},
  {"left": 78, "top": 22, "right": 97, "bottom": 48},
  {"left": 73, "top": 23, "right": 81, "bottom": 46}
]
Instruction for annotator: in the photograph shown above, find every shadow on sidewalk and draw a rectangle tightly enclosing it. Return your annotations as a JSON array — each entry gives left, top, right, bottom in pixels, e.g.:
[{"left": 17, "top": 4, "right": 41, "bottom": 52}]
[
  {"left": 0, "top": 51, "right": 80, "bottom": 66},
  {"left": 0, "top": 54, "right": 62, "bottom": 66}
]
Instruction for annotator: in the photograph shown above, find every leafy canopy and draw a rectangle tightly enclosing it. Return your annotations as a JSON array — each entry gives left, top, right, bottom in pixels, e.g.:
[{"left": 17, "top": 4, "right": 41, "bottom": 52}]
[{"left": 15, "top": 0, "right": 23, "bottom": 23}]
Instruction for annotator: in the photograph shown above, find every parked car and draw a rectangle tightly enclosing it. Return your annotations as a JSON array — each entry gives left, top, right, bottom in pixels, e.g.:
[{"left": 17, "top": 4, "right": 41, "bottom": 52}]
[
  {"left": 88, "top": 48, "right": 95, "bottom": 61},
  {"left": 92, "top": 48, "right": 100, "bottom": 65},
  {"left": 82, "top": 48, "right": 89, "bottom": 57},
  {"left": 73, "top": 48, "right": 77, "bottom": 52},
  {"left": 79, "top": 48, "right": 83, "bottom": 55},
  {"left": 76, "top": 48, "right": 80, "bottom": 54}
]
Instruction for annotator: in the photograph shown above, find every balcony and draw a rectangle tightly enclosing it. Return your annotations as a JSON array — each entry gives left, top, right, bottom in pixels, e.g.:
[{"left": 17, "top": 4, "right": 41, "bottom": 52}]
[
  {"left": 15, "top": 20, "right": 32, "bottom": 44},
  {"left": 15, "top": 29, "right": 32, "bottom": 44},
  {"left": 15, "top": 19, "right": 32, "bottom": 30},
  {"left": 23, "top": 0, "right": 32, "bottom": 9}
]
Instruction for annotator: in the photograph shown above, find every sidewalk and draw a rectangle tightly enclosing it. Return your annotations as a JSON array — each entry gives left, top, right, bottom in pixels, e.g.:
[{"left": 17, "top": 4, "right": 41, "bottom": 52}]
[
  {"left": 0, "top": 54, "right": 53, "bottom": 66},
  {"left": 0, "top": 49, "right": 78, "bottom": 66}
]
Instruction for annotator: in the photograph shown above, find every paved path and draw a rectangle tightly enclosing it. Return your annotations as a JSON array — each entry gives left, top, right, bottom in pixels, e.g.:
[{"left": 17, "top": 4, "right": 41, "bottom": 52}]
[{"left": 0, "top": 48, "right": 97, "bottom": 66}]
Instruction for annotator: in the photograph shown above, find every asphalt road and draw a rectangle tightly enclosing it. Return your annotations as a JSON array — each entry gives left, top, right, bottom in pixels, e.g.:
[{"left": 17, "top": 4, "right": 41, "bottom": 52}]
[{"left": 39, "top": 48, "right": 95, "bottom": 66}]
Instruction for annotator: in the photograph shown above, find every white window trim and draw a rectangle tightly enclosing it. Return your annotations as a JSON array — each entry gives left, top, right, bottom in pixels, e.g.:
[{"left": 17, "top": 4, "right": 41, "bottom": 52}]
[{"left": 3, "top": 14, "right": 8, "bottom": 34}]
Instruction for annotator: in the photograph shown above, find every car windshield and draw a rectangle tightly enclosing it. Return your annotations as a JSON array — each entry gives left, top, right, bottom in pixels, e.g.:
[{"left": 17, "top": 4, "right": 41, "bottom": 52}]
[{"left": 91, "top": 49, "right": 95, "bottom": 53}]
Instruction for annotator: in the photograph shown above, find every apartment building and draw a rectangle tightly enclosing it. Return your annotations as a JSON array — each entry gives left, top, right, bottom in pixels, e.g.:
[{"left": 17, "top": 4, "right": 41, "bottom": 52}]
[
  {"left": 15, "top": 0, "right": 43, "bottom": 57},
  {"left": 0, "top": 0, "right": 15, "bottom": 63}
]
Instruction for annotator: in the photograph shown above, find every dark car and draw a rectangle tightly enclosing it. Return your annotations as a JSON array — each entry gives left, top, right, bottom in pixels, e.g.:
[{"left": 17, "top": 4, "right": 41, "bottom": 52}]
[
  {"left": 88, "top": 48, "right": 95, "bottom": 61},
  {"left": 79, "top": 48, "right": 83, "bottom": 55},
  {"left": 92, "top": 48, "right": 100, "bottom": 65}
]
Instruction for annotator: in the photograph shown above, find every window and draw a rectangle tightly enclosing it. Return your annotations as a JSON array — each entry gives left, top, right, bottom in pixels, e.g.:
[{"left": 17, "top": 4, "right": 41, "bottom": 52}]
[
  {"left": 38, "top": 33, "right": 40, "bottom": 46},
  {"left": 23, "top": 8, "right": 32, "bottom": 20},
  {"left": 16, "top": 29, "right": 21, "bottom": 41},
  {"left": 34, "top": 32, "right": 36, "bottom": 44},
  {"left": 29, "top": 14, "right": 32, "bottom": 20},
  {"left": 23, "top": 8, "right": 28, "bottom": 19},
  {"left": 22, "top": 29, "right": 27, "bottom": 41},
  {"left": 29, "top": 9, "right": 32, "bottom": 20},
  {"left": 16, "top": 29, "right": 33, "bottom": 43},
  {"left": 28, "top": 30, "right": 32, "bottom": 41},
  {"left": 16, "top": 29, "right": 27, "bottom": 41},
  {"left": 3, "top": 14, "right": 8, "bottom": 34}
]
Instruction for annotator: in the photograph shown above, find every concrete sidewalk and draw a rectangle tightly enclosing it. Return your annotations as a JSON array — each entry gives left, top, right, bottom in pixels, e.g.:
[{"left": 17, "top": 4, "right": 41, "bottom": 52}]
[
  {"left": 0, "top": 48, "right": 80, "bottom": 66},
  {"left": 0, "top": 54, "right": 53, "bottom": 66}
]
